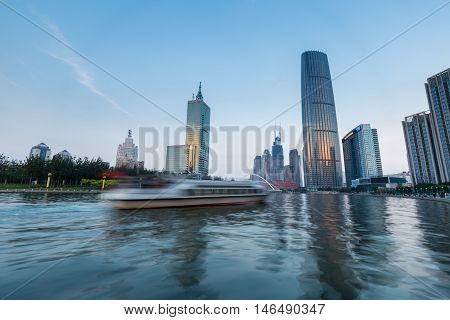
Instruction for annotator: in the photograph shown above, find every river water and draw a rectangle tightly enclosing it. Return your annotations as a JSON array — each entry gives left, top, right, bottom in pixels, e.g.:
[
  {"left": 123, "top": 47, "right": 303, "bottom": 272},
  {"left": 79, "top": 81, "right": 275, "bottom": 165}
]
[{"left": 0, "top": 192, "right": 449, "bottom": 299}]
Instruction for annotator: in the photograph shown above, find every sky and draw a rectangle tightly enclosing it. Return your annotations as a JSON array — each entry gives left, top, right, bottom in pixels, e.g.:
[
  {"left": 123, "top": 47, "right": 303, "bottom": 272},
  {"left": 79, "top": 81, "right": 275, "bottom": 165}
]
[{"left": 0, "top": 0, "right": 449, "bottom": 178}]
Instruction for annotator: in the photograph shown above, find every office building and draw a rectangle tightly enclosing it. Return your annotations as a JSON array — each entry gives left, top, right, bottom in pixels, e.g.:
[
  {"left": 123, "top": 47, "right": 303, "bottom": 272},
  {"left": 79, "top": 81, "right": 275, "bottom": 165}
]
[
  {"left": 289, "top": 149, "right": 301, "bottom": 187},
  {"left": 186, "top": 82, "right": 210, "bottom": 175},
  {"left": 372, "top": 129, "right": 383, "bottom": 176},
  {"left": 29, "top": 142, "right": 51, "bottom": 161},
  {"left": 425, "top": 68, "right": 450, "bottom": 182},
  {"left": 342, "top": 124, "right": 383, "bottom": 187},
  {"left": 271, "top": 129, "right": 284, "bottom": 181},
  {"left": 166, "top": 145, "right": 187, "bottom": 173},
  {"left": 253, "top": 155, "right": 262, "bottom": 177},
  {"left": 54, "top": 150, "right": 72, "bottom": 160},
  {"left": 261, "top": 149, "right": 271, "bottom": 180},
  {"left": 402, "top": 111, "right": 441, "bottom": 185},
  {"left": 116, "top": 130, "right": 141, "bottom": 169},
  {"left": 301, "top": 51, "right": 343, "bottom": 189}
]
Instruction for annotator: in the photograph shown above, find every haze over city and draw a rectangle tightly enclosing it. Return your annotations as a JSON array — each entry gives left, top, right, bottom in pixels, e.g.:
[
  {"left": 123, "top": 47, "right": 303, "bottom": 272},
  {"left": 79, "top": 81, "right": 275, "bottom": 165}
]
[{"left": 1, "top": 0, "right": 449, "bottom": 178}]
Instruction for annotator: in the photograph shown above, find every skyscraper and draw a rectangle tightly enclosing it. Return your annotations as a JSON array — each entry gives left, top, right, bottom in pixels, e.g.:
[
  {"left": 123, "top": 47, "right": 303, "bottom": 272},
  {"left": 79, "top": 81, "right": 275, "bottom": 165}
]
[
  {"left": 29, "top": 142, "right": 51, "bottom": 161},
  {"left": 271, "top": 129, "right": 284, "bottom": 180},
  {"left": 116, "top": 130, "right": 141, "bottom": 169},
  {"left": 342, "top": 124, "right": 383, "bottom": 187},
  {"left": 402, "top": 111, "right": 441, "bottom": 185},
  {"left": 301, "top": 51, "right": 343, "bottom": 189},
  {"left": 425, "top": 68, "right": 450, "bottom": 182},
  {"left": 372, "top": 129, "right": 383, "bottom": 176},
  {"left": 289, "top": 149, "right": 301, "bottom": 187},
  {"left": 261, "top": 149, "right": 271, "bottom": 180},
  {"left": 166, "top": 145, "right": 187, "bottom": 173},
  {"left": 186, "top": 82, "right": 210, "bottom": 175},
  {"left": 253, "top": 155, "right": 262, "bottom": 177}
]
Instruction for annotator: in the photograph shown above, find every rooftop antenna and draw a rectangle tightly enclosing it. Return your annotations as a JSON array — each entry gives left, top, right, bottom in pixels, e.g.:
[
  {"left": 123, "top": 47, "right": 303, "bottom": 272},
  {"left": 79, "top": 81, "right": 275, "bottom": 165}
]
[
  {"left": 195, "top": 81, "right": 203, "bottom": 100},
  {"left": 274, "top": 121, "right": 277, "bottom": 140}
]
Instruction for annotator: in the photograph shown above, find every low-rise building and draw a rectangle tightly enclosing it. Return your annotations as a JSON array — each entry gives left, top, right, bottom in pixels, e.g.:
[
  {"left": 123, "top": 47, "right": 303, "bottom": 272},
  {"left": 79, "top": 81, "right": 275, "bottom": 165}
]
[{"left": 351, "top": 176, "right": 409, "bottom": 190}]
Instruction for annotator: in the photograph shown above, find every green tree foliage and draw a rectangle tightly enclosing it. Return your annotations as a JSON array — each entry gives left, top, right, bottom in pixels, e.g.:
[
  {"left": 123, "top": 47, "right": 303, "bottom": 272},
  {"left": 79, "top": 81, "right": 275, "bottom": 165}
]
[{"left": 0, "top": 153, "right": 110, "bottom": 186}]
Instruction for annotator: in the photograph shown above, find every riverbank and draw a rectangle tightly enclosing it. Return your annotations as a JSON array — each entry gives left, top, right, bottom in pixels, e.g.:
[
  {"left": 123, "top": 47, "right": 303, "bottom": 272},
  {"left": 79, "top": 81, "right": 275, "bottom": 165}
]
[
  {"left": 0, "top": 188, "right": 102, "bottom": 194},
  {"left": 348, "top": 192, "right": 450, "bottom": 204}
]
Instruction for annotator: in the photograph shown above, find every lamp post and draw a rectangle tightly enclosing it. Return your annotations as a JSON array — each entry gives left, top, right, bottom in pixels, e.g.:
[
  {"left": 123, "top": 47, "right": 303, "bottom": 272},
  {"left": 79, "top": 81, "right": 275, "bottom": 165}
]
[{"left": 46, "top": 173, "right": 52, "bottom": 190}]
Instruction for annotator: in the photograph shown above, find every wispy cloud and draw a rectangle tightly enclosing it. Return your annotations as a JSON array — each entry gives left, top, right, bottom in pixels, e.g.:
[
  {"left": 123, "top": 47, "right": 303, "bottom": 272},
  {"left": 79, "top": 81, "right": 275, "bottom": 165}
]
[
  {"left": 42, "top": 20, "right": 130, "bottom": 116},
  {"left": 0, "top": 72, "right": 21, "bottom": 88}
]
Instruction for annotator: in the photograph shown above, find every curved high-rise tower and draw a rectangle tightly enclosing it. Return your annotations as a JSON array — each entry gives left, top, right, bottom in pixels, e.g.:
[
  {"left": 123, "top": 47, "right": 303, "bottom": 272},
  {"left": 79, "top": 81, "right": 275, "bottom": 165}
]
[{"left": 301, "top": 51, "right": 343, "bottom": 189}]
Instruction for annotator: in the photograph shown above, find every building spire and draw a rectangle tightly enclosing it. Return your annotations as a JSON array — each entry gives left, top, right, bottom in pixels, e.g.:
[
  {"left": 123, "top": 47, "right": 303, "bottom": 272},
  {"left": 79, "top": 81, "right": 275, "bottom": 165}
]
[{"left": 195, "top": 81, "right": 203, "bottom": 100}]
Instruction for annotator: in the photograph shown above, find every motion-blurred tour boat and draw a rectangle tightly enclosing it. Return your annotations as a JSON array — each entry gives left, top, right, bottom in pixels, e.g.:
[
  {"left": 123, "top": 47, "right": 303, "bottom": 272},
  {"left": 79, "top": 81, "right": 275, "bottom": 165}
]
[{"left": 103, "top": 179, "right": 268, "bottom": 209}]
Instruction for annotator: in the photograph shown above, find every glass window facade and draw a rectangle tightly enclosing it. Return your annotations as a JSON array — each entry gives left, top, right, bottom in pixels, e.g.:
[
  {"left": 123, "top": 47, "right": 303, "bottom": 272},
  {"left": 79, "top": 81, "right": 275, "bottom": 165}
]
[
  {"left": 402, "top": 111, "right": 440, "bottom": 185},
  {"left": 342, "top": 124, "right": 382, "bottom": 188},
  {"left": 186, "top": 84, "right": 210, "bottom": 175},
  {"left": 166, "top": 145, "right": 187, "bottom": 173},
  {"left": 425, "top": 69, "right": 450, "bottom": 182},
  {"left": 301, "top": 51, "right": 343, "bottom": 189}
]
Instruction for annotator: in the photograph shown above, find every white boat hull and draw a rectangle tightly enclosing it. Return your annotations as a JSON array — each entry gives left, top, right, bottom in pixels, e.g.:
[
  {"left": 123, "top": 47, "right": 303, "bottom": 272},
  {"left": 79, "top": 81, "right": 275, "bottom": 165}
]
[{"left": 108, "top": 194, "right": 267, "bottom": 210}]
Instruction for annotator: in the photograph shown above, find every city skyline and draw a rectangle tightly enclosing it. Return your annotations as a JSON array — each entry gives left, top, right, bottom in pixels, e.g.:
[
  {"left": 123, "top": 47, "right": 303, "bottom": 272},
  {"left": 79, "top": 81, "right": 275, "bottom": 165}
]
[{"left": 1, "top": 1, "right": 449, "bottom": 178}]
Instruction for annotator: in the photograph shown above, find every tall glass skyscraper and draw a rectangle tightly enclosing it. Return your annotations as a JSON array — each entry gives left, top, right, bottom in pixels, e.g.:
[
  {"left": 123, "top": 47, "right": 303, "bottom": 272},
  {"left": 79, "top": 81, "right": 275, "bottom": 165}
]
[
  {"left": 402, "top": 111, "right": 441, "bottom": 185},
  {"left": 271, "top": 129, "right": 284, "bottom": 180},
  {"left": 425, "top": 68, "right": 450, "bottom": 183},
  {"left": 342, "top": 124, "right": 383, "bottom": 187},
  {"left": 186, "top": 82, "right": 210, "bottom": 175},
  {"left": 301, "top": 51, "right": 343, "bottom": 189}
]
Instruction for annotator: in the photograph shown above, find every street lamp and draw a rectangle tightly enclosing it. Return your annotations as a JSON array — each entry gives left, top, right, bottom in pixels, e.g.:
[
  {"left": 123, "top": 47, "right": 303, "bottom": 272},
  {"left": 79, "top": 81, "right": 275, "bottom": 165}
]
[{"left": 46, "top": 172, "right": 52, "bottom": 190}]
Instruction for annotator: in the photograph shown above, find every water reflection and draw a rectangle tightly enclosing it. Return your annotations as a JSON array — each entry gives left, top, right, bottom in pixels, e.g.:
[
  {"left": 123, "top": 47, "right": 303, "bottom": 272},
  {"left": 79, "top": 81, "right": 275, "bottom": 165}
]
[
  {"left": 0, "top": 193, "right": 448, "bottom": 299},
  {"left": 305, "top": 194, "right": 362, "bottom": 299}
]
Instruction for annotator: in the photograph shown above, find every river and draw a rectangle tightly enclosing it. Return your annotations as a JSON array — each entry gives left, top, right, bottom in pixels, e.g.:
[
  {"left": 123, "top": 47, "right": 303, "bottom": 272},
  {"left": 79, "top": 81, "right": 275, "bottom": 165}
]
[{"left": 0, "top": 192, "right": 449, "bottom": 299}]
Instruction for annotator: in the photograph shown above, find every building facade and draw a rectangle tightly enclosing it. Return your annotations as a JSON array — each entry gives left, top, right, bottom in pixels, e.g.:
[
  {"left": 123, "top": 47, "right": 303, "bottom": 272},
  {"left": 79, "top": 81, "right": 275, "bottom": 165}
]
[
  {"left": 301, "top": 51, "right": 343, "bottom": 189},
  {"left": 261, "top": 149, "right": 272, "bottom": 180},
  {"left": 253, "top": 155, "right": 262, "bottom": 177},
  {"left": 166, "top": 145, "right": 187, "bottom": 173},
  {"left": 271, "top": 129, "right": 284, "bottom": 181},
  {"left": 425, "top": 68, "right": 450, "bottom": 182},
  {"left": 372, "top": 129, "right": 383, "bottom": 177},
  {"left": 351, "top": 176, "right": 408, "bottom": 190},
  {"left": 342, "top": 124, "right": 383, "bottom": 187},
  {"left": 289, "top": 149, "right": 301, "bottom": 187},
  {"left": 116, "top": 130, "right": 140, "bottom": 169},
  {"left": 186, "top": 83, "right": 210, "bottom": 175},
  {"left": 54, "top": 150, "right": 72, "bottom": 160},
  {"left": 402, "top": 111, "right": 441, "bottom": 185},
  {"left": 29, "top": 142, "right": 51, "bottom": 161}
]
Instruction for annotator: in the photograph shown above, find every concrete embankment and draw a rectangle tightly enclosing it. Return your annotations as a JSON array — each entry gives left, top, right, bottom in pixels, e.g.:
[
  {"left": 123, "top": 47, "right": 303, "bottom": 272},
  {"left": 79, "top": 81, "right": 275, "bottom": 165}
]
[{"left": 0, "top": 189, "right": 102, "bottom": 194}]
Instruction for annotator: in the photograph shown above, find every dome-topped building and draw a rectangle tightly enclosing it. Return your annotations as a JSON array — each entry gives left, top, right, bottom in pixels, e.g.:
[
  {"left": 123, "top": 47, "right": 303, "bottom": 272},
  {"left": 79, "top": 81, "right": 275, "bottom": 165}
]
[{"left": 29, "top": 142, "right": 52, "bottom": 161}]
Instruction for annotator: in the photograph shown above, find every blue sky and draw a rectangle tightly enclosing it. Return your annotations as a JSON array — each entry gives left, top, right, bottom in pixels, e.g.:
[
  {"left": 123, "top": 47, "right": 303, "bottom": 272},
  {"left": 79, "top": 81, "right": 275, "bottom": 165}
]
[{"left": 0, "top": 0, "right": 449, "bottom": 177}]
